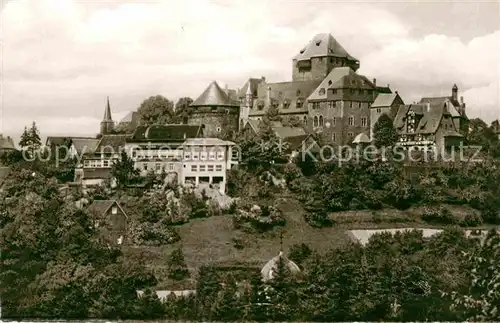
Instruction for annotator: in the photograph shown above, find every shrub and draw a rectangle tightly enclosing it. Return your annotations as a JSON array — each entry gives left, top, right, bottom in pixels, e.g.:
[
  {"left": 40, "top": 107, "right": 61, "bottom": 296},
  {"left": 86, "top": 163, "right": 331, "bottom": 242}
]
[
  {"left": 167, "top": 248, "right": 190, "bottom": 281},
  {"left": 422, "top": 206, "right": 457, "bottom": 225},
  {"left": 233, "top": 202, "right": 285, "bottom": 232},
  {"left": 128, "top": 221, "right": 180, "bottom": 246},
  {"left": 460, "top": 213, "right": 483, "bottom": 227}
]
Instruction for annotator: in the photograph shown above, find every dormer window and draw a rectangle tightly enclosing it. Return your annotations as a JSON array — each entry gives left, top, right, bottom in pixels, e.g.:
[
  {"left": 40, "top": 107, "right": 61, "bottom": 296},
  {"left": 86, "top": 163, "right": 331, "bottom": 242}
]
[
  {"left": 296, "top": 89, "right": 301, "bottom": 96},
  {"left": 283, "top": 99, "right": 291, "bottom": 109},
  {"left": 257, "top": 100, "right": 265, "bottom": 110},
  {"left": 296, "top": 98, "right": 304, "bottom": 109}
]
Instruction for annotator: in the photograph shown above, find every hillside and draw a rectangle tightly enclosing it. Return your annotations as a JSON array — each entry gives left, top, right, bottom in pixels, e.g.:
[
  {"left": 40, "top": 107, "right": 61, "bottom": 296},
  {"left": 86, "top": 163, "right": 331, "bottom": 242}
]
[{"left": 122, "top": 197, "right": 494, "bottom": 289}]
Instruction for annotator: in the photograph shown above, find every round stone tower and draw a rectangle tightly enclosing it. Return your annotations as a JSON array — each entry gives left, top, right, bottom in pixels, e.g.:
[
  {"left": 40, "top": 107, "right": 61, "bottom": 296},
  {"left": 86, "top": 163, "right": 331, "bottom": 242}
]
[{"left": 188, "top": 81, "right": 240, "bottom": 137}]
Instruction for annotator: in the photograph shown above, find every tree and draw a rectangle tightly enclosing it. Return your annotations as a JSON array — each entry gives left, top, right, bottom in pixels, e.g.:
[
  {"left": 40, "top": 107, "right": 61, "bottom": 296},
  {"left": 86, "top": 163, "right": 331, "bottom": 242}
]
[
  {"left": 373, "top": 114, "right": 398, "bottom": 148},
  {"left": 19, "top": 121, "right": 42, "bottom": 157},
  {"left": 167, "top": 248, "right": 190, "bottom": 281},
  {"left": 137, "top": 95, "right": 175, "bottom": 125},
  {"left": 174, "top": 97, "right": 193, "bottom": 124},
  {"left": 111, "top": 150, "right": 139, "bottom": 188},
  {"left": 266, "top": 101, "right": 281, "bottom": 122}
]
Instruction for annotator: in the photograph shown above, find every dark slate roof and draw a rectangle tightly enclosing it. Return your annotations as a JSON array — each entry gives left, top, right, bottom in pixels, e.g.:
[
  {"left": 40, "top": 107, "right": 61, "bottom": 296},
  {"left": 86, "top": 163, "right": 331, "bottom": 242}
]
[
  {"left": 249, "top": 80, "right": 321, "bottom": 116},
  {"left": 353, "top": 132, "right": 371, "bottom": 144},
  {"left": 45, "top": 136, "right": 68, "bottom": 147},
  {"left": 103, "top": 96, "right": 113, "bottom": 121},
  {"left": 307, "top": 67, "right": 377, "bottom": 101},
  {"left": 293, "top": 33, "right": 358, "bottom": 62},
  {"left": 284, "top": 134, "right": 310, "bottom": 151},
  {"left": 273, "top": 126, "right": 307, "bottom": 139},
  {"left": 97, "top": 134, "right": 131, "bottom": 152},
  {"left": 72, "top": 138, "right": 100, "bottom": 154},
  {"left": 129, "top": 124, "right": 202, "bottom": 142},
  {"left": 419, "top": 97, "right": 461, "bottom": 117},
  {"left": 0, "top": 135, "right": 16, "bottom": 151},
  {"left": 191, "top": 81, "right": 239, "bottom": 107},
  {"left": 82, "top": 168, "right": 112, "bottom": 179},
  {"left": 238, "top": 78, "right": 264, "bottom": 98},
  {"left": 87, "top": 199, "right": 127, "bottom": 218},
  {"left": 394, "top": 103, "right": 455, "bottom": 135},
  {"left": 372, "top": 93, "right": 400, "bottom": 108}
]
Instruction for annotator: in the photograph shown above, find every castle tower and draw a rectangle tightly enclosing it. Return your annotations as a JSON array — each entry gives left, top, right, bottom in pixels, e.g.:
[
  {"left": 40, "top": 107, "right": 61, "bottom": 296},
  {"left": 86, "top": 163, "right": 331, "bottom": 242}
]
[
  {"left": 189, "top": 81, "right": 240, "bottom": 137},
  {"left": 100, "top": 96, "right": 114, "bottom": 135},
  {"left": 292, "top": 33, "right": 360, "bottom": 82},
  {"left": 238, "top": 83, "right": 253, "bottom": 130},
  {"left": 452, "top": 84, "right": 458, "bottom": 102}
]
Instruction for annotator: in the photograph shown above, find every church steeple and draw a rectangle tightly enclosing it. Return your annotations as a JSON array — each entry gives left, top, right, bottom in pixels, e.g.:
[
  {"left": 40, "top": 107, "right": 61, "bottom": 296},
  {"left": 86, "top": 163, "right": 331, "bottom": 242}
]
[
  {"left": 100, "top": 96, "right": 114, "bottom": 135},
  {"left": 103, "top": 96, "right": 112, "bottom": 121}
]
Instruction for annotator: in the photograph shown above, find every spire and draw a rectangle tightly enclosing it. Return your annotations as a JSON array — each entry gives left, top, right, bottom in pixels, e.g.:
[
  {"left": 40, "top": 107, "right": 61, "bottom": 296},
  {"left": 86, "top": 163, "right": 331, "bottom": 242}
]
[
  {"left": 103, "top": 96, "right": 112, "bottom": 121},
  {"left": 279, "top": 230, "right": 284, "bottom": 253}
]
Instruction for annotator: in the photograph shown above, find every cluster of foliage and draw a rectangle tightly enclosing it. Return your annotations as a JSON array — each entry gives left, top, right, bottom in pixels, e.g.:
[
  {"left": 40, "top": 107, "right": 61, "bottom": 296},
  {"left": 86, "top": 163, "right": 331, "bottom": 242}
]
[
  {"left": 232, "top": 200, "right": 285, "bottom": 232},
  {"left": 288, "top": 156, "right": 500, "bottom": 226},
  {"left": 19, "top": 121, "right": 42, "bottom": 157},
  {"left": 167, "top": 247, "right": 190, "bottom": 281},
  {"left": 121, "top": 230, "right": 500, "bottom": 321},
  {"left": 0, "top": 168, "right": 158, "bottom": 319}
]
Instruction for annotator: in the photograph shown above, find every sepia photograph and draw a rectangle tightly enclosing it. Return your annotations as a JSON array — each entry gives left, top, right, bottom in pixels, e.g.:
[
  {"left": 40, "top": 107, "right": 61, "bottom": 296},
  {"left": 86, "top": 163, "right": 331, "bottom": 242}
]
[{"left": 0, "top": 0, "right": 499, "bottom": 321}]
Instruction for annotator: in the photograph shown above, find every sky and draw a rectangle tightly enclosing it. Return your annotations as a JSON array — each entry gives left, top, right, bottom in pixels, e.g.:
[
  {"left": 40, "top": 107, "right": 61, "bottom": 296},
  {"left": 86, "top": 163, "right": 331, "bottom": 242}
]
[{"left": 1, "top": 0, "right": 499, "bottom": 139}]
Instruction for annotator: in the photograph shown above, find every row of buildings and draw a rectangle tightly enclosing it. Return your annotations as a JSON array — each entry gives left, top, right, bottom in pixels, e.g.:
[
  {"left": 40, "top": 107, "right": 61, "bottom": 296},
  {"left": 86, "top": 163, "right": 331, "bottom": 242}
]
[{"left": 41, "top": 32, "right": 475, "bottom": 193}]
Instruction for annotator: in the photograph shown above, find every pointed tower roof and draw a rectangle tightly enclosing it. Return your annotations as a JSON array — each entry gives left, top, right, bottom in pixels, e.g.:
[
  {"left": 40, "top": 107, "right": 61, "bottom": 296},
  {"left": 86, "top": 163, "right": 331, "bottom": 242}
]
[
  {"left": 293, "top": 33, "right": 358, "bottom": 62},
  {"left": 103, "top": 96, "right": 113, "bottom": 121},
  {"left": 452, "top": 84, "right": 458, "bottom": 90},
  {"left": 191, "top": 81, "right": 238, "bottom": 107}
]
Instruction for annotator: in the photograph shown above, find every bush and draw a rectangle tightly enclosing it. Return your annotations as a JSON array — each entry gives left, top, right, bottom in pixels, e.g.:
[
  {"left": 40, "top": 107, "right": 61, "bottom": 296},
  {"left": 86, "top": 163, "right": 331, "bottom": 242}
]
[
  {"left": 459, "top": 213, "right": 483, "bottom": 227},
  {"left": 128, "top": 221, "right": 180, "bottom": 246},
  {"left": 167, "top": 248, "right": 190, "bottom": 281},
  {"left": 422, "top": 206, "right": 457, "bottom": 225},
  {"left": 233, "top": 202, "right": 285, "bottom": 232}
]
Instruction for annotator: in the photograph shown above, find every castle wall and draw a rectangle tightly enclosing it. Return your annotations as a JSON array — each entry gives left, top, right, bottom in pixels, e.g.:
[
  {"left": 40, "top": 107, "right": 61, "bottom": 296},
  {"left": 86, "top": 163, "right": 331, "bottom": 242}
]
[{"left": 188, "top": 107, "right": 239, "bottom": 137}]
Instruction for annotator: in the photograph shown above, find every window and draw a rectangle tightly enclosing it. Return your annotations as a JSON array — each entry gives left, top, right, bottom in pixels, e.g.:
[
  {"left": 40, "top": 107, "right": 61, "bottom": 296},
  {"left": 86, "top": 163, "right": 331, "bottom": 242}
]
[
  {"left": 376, "top": 108, "right": 381, "bottom": 113},
  {"left": 332, "top": 89, "right": 337, "bottom": 94},
  {"left": 332, "top": 117, "right": 336, "bottom": 126},
  {"left": 296, "top": 98, "right": 303, "bottom": 109},
  {"left": 319, "top": 115, "right": 324, "bottom": 126},
  {"left": 143, "top": 163, "right": 148, "bottom": 171},
  {"left": 184, "top": 152, "right": 191, "bottom": 160},
  {"left": 303, "top": 115, "right": 307, "bottom": 124},
  {"left": 155, "top": 163, "right": 161, "bottom": 171},
  {"left": 192, "top": 152, "right": 199, "bottom": 160},
  {"left": 336, "top": 101, "right": 341, "bottom": 109},
  {"left": 199, "top": 165, "right": 206, "bottom": 172},
  {"left": 312, "top": 102, "right": 320, "bottom": 109},
  {"left": 328, "top": 80, "right": 332, "bottom": 86},
  {"left": 208, "top": 165, "right": 214, "bottom": 172},
  {"left": 313, "top": 116, "right": 319, "bottom": 127},
  {"left": 111, "top": 206, "right": 117, "bottom": 215},
  {"left": 216, "top": 127, "right": 221, "bottom": 133},
  {"left": 361, "top": 117, "right": 367, "bottom": 127},
  {"left": 348, "top": 132, "right": 354, "bottom": 138},
  {"left": 332, "top": 133, "right": 336, "bottom": 142},
  {"left": 200, "top": 152, "right": 207, "bottom": 160},
  {"left": 352, "top": 102, "right": 359, "bottom": 109},
  {"left": 283, "top": 100, "right": 290, "bottom": 109},
  {"left": 296, "top": 89, "right": 301, "bottom": 96},
  {"left": 84, "top": 160, "right": 90, "bottom": 167},
  {"left": 191, "top": 165, "right": 197, "bottom": 172},
  {"left": 208, "top": 152, "right": 215, "bottom": 160},
  {"left": 348, "top": 116, "right": 354, "bottom": 126},
  {"left": 132, "top": 150, "right": 137, "bottom": 158},
  {"left": 216, "top": 165, "right": 222, "bottom": 172},
  {"left": 216, "top": 151, "right": 224, "bottom": 160},
  {"left": 327, "top": 101, "right": 335, "bottom": 109},
  {"left": 319, "top": 88, "right": 326, "bottom": 95}
]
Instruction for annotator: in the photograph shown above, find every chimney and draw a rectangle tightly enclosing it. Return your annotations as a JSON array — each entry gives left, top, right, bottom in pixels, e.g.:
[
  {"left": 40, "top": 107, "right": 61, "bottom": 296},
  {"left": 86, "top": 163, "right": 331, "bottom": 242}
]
[
  {"left": 460, "top": 96, "right": 464, "bottom": 104},
  {"left": 261, "top": 76, "right": 266, "bottom": 83},
  {"left": 373, "top": 78, "right": 376, "bottom": 86},
  {"left": 183, "top": 132, "right": 187, "bottom": 139},
  {"left": 387, "top": 84, "right": 390, "bottom": 88},
  {"left": 452, "top": 84, "right": 458, "bottom": 102},
  {"left": 267, "top": 86, "right": 272, "bottom": 105},
  {"left": 426, "top": 102, "right": 431, "bottom": 112}
]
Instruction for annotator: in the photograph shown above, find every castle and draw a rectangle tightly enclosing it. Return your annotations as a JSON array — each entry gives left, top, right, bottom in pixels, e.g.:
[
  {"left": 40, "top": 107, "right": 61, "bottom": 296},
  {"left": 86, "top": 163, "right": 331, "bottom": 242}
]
[{"left": 183, "top": 33, "right": 468, "bottom": 148}]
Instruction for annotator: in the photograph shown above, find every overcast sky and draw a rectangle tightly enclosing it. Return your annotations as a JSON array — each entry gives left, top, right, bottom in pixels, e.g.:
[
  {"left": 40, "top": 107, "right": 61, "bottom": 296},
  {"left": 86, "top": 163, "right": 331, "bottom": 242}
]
[{"left": 1, "top": 0, "right": 499, "bottom": 138}]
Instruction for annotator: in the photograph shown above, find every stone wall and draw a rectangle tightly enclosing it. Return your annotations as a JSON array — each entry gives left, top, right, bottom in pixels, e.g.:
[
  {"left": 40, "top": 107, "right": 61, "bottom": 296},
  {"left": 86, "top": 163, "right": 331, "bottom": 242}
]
[{"left": 188, "top": 107, "right": 239, "bottom": 137}]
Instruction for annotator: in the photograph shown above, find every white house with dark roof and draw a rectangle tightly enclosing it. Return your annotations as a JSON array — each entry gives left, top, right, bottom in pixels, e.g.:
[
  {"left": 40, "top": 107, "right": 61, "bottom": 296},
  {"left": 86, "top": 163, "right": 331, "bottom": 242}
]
[{"left": 393, "top": 101, "right": 464, "bottom": 153}]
